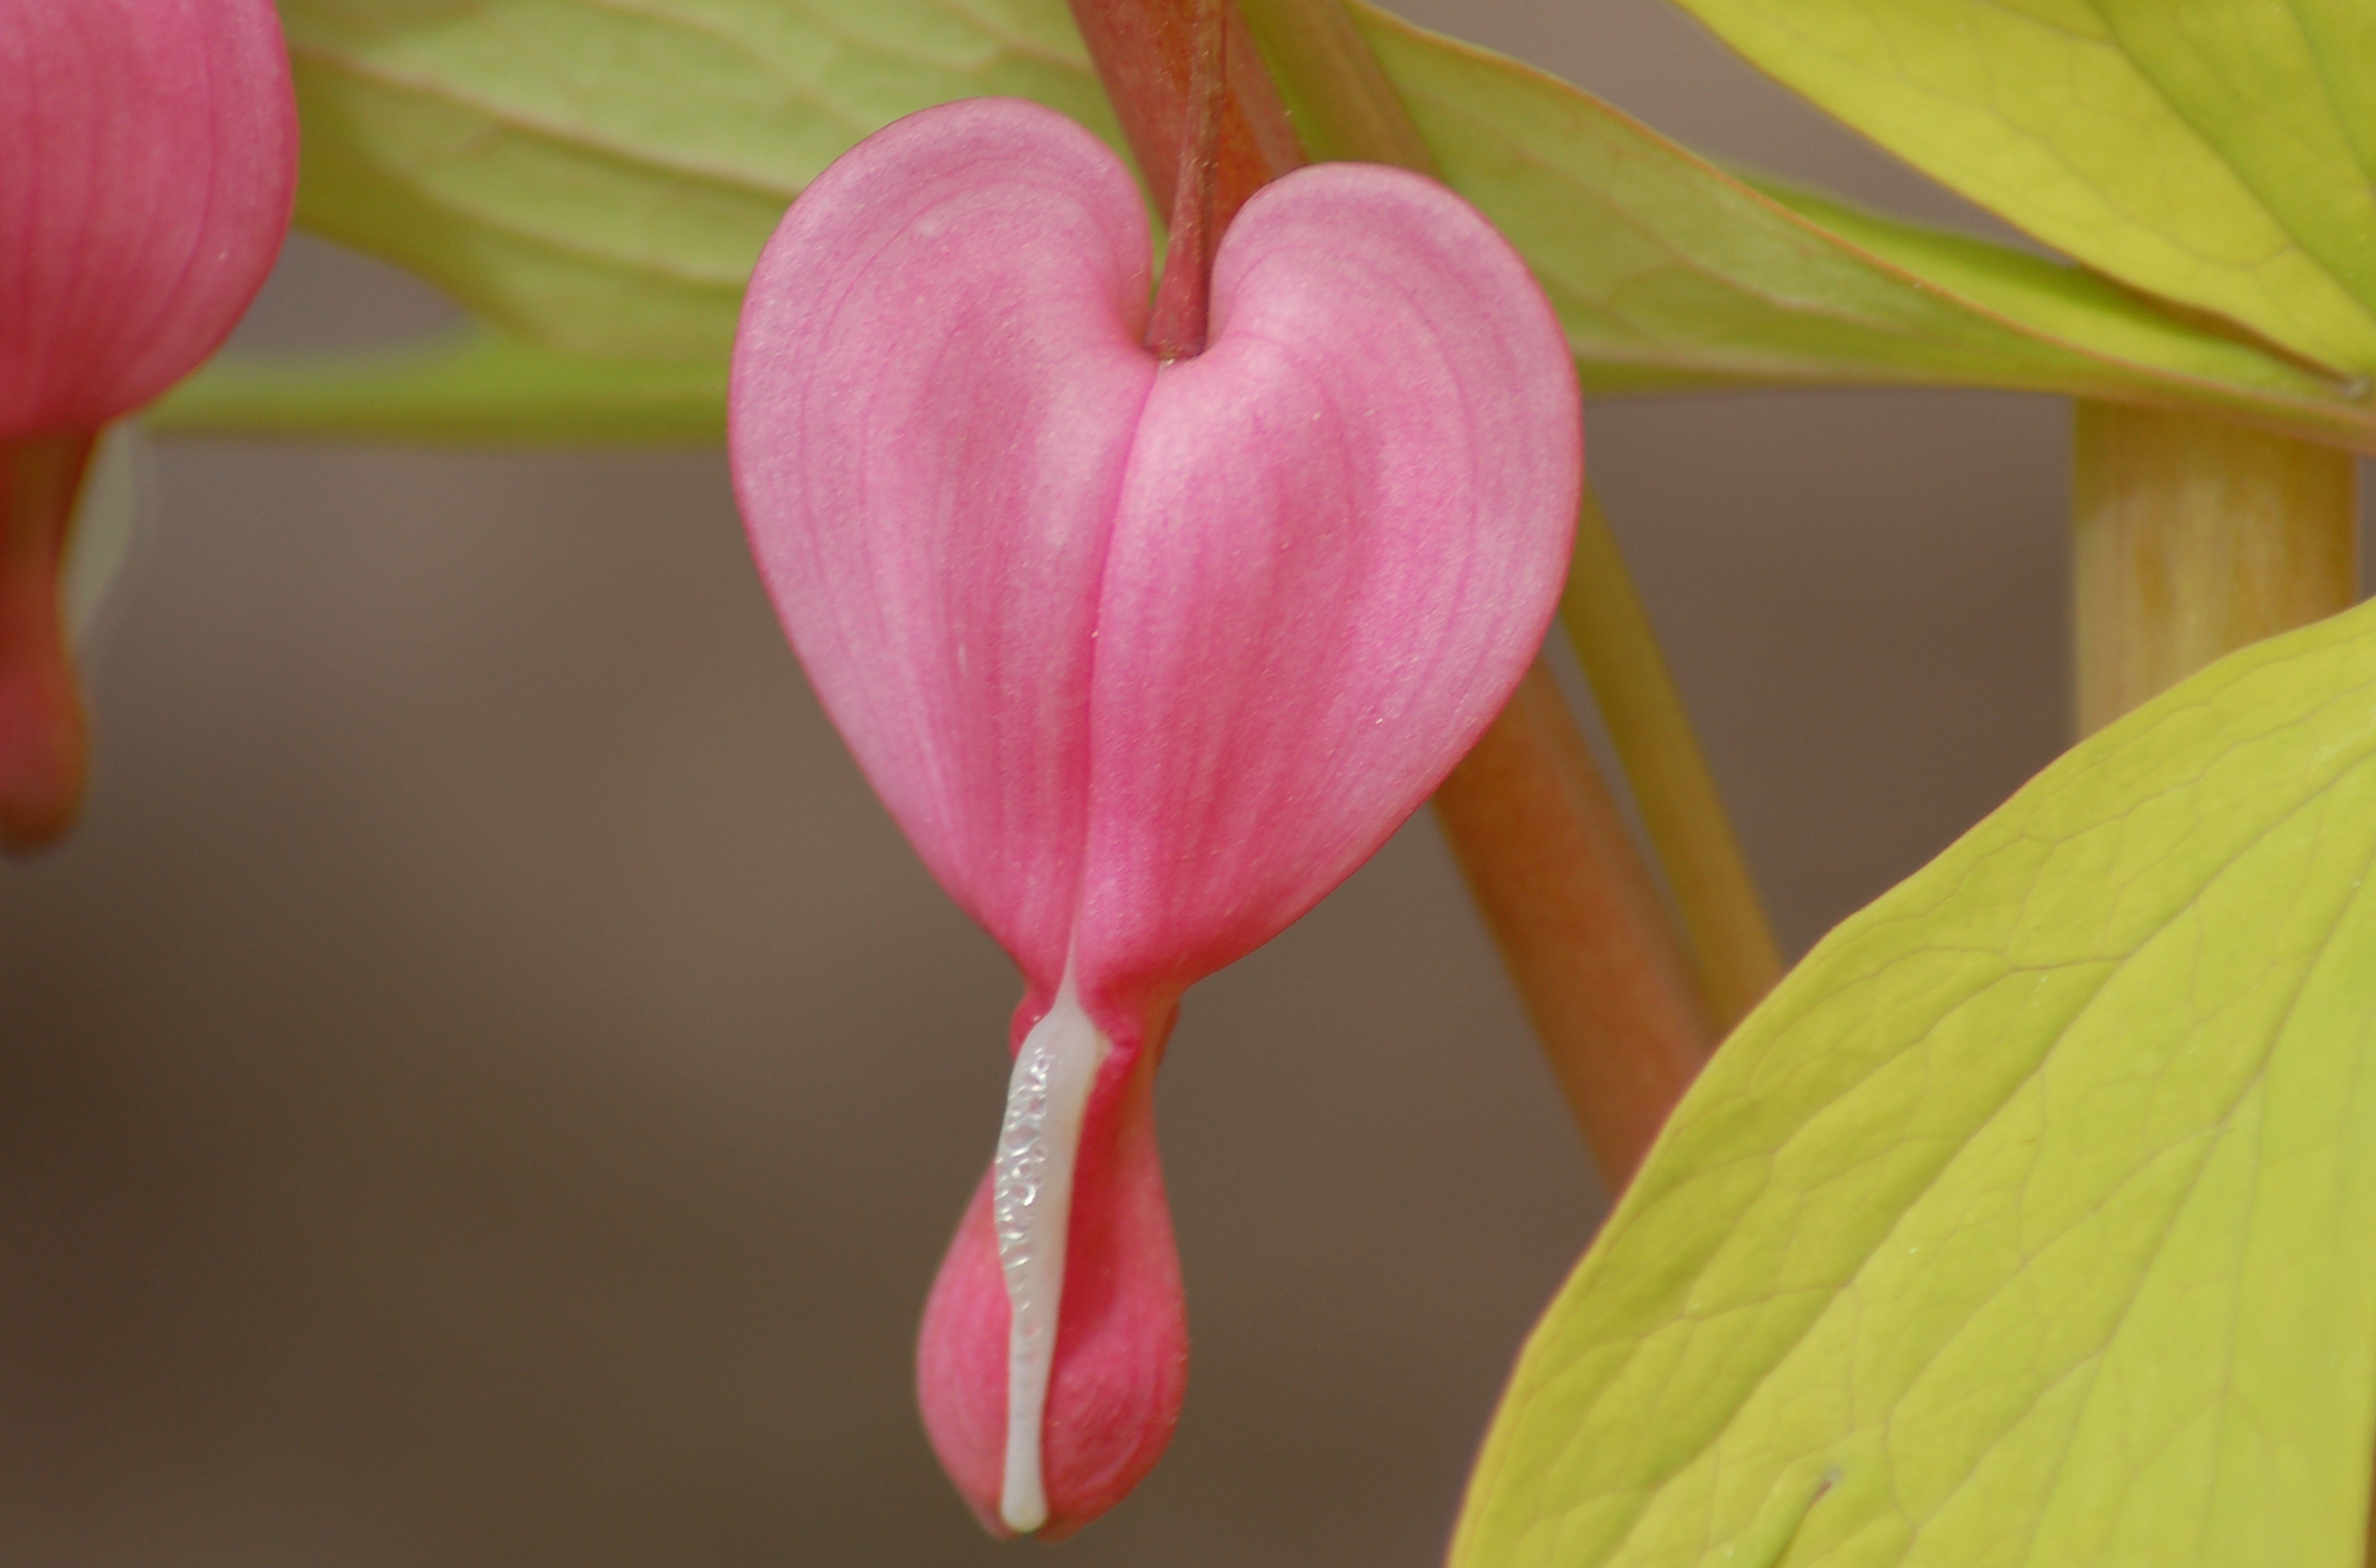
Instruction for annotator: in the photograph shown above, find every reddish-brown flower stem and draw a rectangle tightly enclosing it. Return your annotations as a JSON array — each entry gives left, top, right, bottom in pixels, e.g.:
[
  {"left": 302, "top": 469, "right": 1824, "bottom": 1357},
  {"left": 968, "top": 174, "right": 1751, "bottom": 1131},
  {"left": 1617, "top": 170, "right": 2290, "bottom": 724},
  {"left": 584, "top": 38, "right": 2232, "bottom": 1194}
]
[
  {"left": 0, "top": 431, "right": 96, "bottom": 853},
  {"left": 1432, "top": 666, "right": 1715, "bottom": 1191},
  {"left": 1062, "top": 0, "right": 1300, "bottom": 234},
  {"left": 1143, "top": 0, "right": 1230, "bottom": 360}
]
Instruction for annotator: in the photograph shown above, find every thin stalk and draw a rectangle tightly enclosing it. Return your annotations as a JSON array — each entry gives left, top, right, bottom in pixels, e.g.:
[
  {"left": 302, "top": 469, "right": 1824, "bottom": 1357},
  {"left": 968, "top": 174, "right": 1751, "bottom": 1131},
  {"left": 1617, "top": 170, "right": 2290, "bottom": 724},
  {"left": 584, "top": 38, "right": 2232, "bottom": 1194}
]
[
  {"left": 1564, "top": 488, "right": 1780, "bottom": 1029},
  {"left": 1143, "top": 0, "right": 1229, "bottom": 361},
  {"left": 1433, "top": 666, "right": 1715, "bottom": 1190},
  {"left": 0, "top": 431, "right": 96, "bottom": 852},
  {"left": 2072, "top": 401, "right": 2357, "bottom": 736},
  {"left": 1062, "top": 0, "right": 1301, "bottom": 226}
]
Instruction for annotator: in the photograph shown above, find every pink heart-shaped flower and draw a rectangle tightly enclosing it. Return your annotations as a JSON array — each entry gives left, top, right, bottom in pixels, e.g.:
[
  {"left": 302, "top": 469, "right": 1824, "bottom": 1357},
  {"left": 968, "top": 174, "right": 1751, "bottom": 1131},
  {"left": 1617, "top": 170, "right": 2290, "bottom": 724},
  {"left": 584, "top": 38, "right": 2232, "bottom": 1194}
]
[{"left": 729, "top": 96, "right": 1579, "bottom": 1537}]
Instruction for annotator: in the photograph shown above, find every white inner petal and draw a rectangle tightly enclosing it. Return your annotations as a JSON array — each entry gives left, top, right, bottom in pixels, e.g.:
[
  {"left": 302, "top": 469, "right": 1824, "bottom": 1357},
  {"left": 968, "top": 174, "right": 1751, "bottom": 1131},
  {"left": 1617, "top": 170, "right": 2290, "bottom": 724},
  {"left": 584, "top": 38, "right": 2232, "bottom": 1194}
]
[{"left": 992, "top": 970, "right": 1108, "bottom": 1535}]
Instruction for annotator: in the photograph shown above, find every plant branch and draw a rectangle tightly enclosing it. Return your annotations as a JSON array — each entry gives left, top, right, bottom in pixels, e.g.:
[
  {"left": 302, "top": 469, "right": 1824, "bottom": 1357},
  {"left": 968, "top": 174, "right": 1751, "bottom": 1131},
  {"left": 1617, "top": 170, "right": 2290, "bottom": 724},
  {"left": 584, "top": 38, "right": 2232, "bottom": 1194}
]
[
  {"left": 1432, "top": 666, "right": 1715, "bottom": 1191},
  {"left": 1062, "top": 0, "right": 1300, "bottom": 229},
  {"left": 2072, "top": 401, "right": 2356, "bottom": 736},
  {"left": 1143, "top": 0, "right": 1230, "bottom": 360},
  {"left": 1563, "top": 488, "right": 1780, "bottom": 1029}
]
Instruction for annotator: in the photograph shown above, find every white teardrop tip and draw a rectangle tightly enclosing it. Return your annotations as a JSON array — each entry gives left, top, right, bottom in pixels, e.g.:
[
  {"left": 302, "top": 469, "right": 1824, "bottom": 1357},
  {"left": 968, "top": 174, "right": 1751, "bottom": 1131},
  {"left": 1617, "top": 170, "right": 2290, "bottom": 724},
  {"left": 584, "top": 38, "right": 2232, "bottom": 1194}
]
[
  {"left": 1000, "top": 1483, "right": 1049, "bottom": 1537},
  {"left": 991, "top": 974, "right": 1106, "bottom": 1541}
]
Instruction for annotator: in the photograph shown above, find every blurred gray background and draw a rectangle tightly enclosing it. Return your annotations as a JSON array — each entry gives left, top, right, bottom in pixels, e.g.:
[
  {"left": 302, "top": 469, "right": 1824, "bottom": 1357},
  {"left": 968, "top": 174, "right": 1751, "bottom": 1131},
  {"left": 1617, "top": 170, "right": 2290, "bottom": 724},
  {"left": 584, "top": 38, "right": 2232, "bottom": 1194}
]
[{"left": 1, "top": 2, "right": 2360, "bottom": 1565}]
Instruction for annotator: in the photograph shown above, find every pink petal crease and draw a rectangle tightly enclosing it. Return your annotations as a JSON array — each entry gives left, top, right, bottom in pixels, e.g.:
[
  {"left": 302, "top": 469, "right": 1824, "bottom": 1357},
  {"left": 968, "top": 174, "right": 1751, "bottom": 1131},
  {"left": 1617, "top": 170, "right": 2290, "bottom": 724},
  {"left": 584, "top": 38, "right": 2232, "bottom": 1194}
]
[{"left": 729, "top": 96, "right": 1580, "bottom": 1537}]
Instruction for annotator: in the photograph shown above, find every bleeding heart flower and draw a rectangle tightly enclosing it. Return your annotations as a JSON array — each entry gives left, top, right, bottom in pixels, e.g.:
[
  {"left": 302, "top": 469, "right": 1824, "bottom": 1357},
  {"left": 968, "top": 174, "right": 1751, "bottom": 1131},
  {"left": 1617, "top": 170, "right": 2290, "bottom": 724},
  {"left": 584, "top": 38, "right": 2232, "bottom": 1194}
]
[
  {"left": 0, "top": 0, "right": 297, "bottom": 850},
  {"left": 730, "top": 96, "right": 1580, "bottom": 1538}
]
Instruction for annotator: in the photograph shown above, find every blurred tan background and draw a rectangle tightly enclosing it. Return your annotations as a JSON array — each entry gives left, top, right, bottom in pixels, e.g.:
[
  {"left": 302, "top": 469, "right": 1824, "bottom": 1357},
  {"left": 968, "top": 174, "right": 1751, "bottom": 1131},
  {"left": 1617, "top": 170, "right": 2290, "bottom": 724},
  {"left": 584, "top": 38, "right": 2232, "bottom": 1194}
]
[{"left": 1, "top": 2, "right": 2360, "bottom": 1565}]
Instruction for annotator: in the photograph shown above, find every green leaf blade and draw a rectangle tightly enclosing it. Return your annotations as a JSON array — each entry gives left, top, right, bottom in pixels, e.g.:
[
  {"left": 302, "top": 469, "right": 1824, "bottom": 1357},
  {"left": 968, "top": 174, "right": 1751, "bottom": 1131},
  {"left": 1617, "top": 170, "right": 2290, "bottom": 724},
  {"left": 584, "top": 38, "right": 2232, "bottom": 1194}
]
[
  {"left": 1456, "top": 606, "right": 2376, "bottom": 1568},
  {"left": 282, "top": 0, "right": 1123, "bottom": 359},
  {"left": 1667, "top": 0, "right": 2376, "bottom": 377},
  {"left": 2091, "top": 2, "right": 2376, "bottom": 323},
  {"left": 148, "top": 329, "right": 727, "bottom": 444}
]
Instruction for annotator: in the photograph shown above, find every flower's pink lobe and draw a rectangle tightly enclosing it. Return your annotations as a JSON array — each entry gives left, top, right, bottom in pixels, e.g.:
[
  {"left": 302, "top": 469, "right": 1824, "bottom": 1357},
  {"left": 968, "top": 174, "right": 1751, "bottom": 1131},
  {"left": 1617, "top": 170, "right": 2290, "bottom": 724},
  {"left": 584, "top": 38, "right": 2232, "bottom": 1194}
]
[
  {"left": 0, "top": 0, "right": 296, "bottom": 851},
  {"left": 917, "top": 1017, "right": 1184, "bottom": 1539},
  {"left": 0, "top": 0, "right": 296, "bottom": 435},
  {"left": 732, "top": 100, "right": 1158, "bottom": 993},
  {"left": 1075, "top": 164, "right": 1581, "bottom": 1015},
  {"left": 730, "top": 98, "right": 1578, "bottom": 1536}
]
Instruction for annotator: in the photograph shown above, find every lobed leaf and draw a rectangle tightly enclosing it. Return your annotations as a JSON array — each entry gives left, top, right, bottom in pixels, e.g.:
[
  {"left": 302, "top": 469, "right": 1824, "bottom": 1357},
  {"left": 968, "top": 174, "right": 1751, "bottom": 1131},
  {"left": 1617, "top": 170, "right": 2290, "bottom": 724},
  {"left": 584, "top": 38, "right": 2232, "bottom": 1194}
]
[
  {"left": 1667, "top": 0, "right": 2376, "bottom": 378},
  {"left": 1454, "top": 597, "right": 2376, "bottom": 1568}
]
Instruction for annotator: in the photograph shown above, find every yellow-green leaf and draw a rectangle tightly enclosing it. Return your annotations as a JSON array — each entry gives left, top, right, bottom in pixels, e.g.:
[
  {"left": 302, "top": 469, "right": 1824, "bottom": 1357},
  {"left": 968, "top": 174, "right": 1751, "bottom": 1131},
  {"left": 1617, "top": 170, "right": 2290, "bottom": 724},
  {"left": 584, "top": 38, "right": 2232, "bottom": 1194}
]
[
  {"left": 1668, "top": 0, "right": 2376, "bottom": 378},
  {"left": 1455, "top": 599, "right": 2376, "bottom": 1568}
]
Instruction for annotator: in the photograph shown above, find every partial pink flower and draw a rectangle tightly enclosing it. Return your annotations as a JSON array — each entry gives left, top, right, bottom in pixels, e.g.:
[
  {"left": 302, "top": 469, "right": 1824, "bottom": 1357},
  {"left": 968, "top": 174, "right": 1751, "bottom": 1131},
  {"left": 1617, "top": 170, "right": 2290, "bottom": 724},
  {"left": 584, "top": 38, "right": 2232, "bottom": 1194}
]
[
  {"left": 730, "top": 97, "right": 1579, "bottom": 1537},
  {"left": 0, "top": 0, "right": 297, "bottom": 849}
]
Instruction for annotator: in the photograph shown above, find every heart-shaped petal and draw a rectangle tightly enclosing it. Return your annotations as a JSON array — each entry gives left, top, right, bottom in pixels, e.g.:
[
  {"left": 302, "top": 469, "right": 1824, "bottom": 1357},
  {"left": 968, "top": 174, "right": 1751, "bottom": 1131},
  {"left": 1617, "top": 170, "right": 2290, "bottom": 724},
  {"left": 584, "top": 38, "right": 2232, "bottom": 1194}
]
[
  {"left": 730, "top": 96, "right": 1579, "bottom": 1538},
  {"left": 733, "top": 99, "right": 1578, "bottom": 1018}
]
